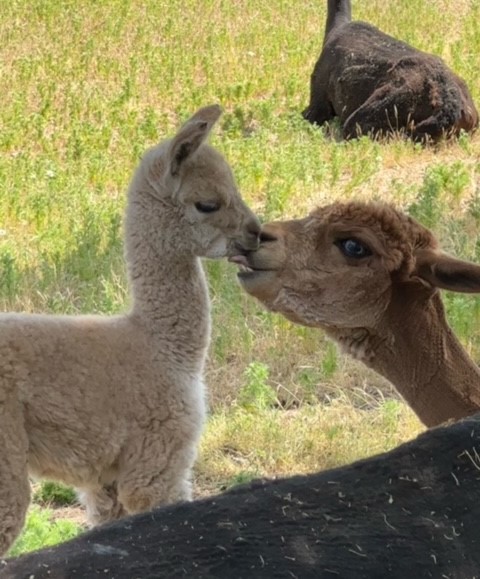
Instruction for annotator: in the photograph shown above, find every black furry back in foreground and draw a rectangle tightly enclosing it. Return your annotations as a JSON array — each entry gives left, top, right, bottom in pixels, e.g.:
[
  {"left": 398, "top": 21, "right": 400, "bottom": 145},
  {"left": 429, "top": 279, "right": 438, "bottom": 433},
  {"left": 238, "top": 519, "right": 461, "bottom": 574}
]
[{"left": 2, "top": 414, "right": 480, "bottom": 578}]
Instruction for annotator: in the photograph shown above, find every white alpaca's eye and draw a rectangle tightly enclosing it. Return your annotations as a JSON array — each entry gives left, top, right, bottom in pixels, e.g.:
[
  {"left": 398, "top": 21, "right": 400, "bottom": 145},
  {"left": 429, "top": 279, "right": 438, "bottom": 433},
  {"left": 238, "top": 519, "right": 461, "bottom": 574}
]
[
  {"left": 337, "top": 238, "right": 372, "bottom": 259},
  {"left": 195, "top": 201, "right": 220, "bottom": 213}
]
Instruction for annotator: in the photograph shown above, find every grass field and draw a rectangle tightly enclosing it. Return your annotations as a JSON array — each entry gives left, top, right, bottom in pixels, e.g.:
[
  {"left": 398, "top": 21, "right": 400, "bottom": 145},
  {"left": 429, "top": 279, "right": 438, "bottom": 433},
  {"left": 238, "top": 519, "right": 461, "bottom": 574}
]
[{"left": 2, "top": 0, "right": 480, "bottom": 555}]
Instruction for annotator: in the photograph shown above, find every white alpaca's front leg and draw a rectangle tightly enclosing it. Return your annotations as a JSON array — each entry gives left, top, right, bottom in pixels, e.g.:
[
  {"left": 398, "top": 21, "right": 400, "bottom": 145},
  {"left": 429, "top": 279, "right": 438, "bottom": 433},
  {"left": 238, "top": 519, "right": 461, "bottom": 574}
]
[
  {"left": 0, "top": 394, "right": 31, "bottom": 556},
  {"left": 116, "top": 416, "right": 202, "bottom": 514},
  {"left": 77, "top": 484, "right": 128, "bottom": 527}
]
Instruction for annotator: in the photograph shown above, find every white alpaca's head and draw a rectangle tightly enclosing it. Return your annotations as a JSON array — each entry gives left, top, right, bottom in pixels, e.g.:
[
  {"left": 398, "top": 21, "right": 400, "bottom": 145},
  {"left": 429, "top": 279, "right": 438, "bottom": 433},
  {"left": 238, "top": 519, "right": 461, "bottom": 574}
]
[{"left": 130, "top": 105, "right": 260, "bottom": 258}]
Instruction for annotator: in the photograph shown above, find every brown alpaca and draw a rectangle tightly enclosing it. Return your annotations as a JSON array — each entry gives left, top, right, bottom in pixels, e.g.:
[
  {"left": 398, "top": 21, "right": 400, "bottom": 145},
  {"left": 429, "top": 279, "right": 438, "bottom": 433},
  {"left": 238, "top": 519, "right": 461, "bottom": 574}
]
[
  {"left": 302, "top": 0, "right": 479, "bottom": 141},
  {"left": 232, "top": 201, "right": 480, "bottom": 427},
  {"left": 0, "top": 105, "right": 260, "bottom": 556}
]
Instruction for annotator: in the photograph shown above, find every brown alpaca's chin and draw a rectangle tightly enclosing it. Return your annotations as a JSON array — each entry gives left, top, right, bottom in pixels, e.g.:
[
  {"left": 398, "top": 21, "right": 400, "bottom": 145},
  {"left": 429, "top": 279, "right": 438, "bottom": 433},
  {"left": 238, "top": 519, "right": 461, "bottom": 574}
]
[
  {"left": 237, "top": 270, "right": 278, "bottom": 302},
  {"left": 228, "top": 254, "right": 276, "bottom": 294}
]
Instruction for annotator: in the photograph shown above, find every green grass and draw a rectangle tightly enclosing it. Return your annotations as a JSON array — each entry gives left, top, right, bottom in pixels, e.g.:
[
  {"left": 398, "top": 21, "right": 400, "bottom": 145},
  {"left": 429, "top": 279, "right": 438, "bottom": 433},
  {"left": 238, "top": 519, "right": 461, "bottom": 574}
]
[
  {"left": 33, "top": 481, "right": 78, "bottom": 508},
  {"left": 2, "top": 0, "right": 480, "bottom": 556},
  {"left": 8, "top": 506, "right": 82, "bottom": 558},
  {"left": 196, "top": 391, "right": 422, "bottom": 495}
]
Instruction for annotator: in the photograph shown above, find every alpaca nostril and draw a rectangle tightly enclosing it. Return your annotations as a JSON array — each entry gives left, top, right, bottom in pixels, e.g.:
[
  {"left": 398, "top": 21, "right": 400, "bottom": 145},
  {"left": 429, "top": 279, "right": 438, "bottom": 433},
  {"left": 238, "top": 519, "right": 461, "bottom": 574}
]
[
  {"left": 247, "top": 218, "right": 261, "bottom": 240},
  {"left": 260, "top": 230, "right": 277, "bottom": 243},
  {"left": 235, "top": 218, "right": 261, "bottom": 253}
]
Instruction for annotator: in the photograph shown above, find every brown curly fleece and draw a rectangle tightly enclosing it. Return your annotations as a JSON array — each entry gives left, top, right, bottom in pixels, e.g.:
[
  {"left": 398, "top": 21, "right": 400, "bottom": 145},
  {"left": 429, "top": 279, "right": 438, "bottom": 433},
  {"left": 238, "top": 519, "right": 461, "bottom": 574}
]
[{"left": 237, "top": 200, "right": 480, "bottom": 426}]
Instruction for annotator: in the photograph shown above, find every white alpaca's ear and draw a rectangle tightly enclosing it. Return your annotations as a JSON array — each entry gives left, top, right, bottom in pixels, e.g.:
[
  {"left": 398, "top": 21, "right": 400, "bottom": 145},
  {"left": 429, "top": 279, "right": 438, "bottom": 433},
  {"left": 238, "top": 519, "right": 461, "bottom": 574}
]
[
  {"left": 168, "top": 105, "right": 222, "bottom": 177},
  {"left": 414, "top": 248, "right": 480, "bottom": 293}
]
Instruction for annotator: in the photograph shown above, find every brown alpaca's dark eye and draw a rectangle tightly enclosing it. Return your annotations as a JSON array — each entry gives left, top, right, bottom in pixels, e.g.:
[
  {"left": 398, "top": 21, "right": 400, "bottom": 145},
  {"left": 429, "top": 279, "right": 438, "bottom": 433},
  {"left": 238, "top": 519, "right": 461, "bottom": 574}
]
[
  {"left": 195, "top": 201, "right": 220, "bottom": 213},
  {"left": 337, "top": 238, "right": 372, "bottom": 259}
]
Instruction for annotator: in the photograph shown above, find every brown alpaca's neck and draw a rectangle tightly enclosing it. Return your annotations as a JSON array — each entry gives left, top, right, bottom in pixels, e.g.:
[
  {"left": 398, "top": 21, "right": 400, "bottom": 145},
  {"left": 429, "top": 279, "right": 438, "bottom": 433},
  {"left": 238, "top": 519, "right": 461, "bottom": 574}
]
[{"left": 330, "top": 290, "right": 480, "bottom": 427}]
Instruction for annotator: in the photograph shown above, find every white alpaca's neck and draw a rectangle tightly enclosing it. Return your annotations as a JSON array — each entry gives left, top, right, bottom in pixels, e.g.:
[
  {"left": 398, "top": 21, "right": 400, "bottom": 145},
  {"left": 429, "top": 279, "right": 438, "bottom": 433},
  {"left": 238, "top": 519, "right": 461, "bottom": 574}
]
[{"left": 124, "top": 188, "right": 210, "bottom": 369}]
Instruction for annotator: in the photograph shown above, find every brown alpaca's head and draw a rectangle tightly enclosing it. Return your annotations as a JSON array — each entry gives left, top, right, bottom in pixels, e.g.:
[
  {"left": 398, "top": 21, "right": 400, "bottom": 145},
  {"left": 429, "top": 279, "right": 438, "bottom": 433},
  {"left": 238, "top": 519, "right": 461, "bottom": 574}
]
[{"left": 232, "top": 202, "right": 480, "bottom": 331}]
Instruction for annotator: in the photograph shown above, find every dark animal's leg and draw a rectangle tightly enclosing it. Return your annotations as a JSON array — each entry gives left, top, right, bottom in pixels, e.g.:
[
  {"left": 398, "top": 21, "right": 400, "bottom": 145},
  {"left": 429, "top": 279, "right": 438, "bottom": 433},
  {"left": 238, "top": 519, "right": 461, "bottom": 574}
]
[
  {"left": 302, "top": 103, "right": 335, "bottom": 125},
  {"left": 0, "top": 394, "right": 30, "bottom": 555},
  {"left": 410, "top": 116, "right": 448, "bottom": 142},
  {"left": 342, "top": 84, "right": 416, "bottom": 139},
  {"left": 302, "top": 92, "right": 335, "bottom": 125},
  {"left": 302, "top": 61, "right": 335, "bottom": 125},
  {"left": 343, "top": 79, "right": 478, "bottom": 142}
]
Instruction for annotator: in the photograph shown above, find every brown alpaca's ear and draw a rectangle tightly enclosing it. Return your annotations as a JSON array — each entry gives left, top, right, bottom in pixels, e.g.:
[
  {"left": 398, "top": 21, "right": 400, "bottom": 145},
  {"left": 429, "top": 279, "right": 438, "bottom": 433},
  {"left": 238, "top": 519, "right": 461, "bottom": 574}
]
[
  {"left": 168, "top": 105, "right": 222, "bottom": 176},
  {"left": 414, "top": 249, "right": 480, "bottom": 293}
]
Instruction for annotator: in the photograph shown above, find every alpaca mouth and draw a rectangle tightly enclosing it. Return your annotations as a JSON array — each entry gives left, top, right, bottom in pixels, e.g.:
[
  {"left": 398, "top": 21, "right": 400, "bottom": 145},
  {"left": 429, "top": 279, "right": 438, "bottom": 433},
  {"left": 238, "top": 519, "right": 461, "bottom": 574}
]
[
  {"left": 228, "top": 255, "right": 258, "bottom": 278},
  {"left": 228, "top": 255, "right": 274, "bottom": 281}
]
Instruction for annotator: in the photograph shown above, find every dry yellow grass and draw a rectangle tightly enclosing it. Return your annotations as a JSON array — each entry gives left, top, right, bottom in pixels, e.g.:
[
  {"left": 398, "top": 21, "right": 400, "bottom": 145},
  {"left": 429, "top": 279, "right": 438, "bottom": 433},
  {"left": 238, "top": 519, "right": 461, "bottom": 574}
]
[{"left": 196, "top": 397, "right": 424, "bottom": 495}]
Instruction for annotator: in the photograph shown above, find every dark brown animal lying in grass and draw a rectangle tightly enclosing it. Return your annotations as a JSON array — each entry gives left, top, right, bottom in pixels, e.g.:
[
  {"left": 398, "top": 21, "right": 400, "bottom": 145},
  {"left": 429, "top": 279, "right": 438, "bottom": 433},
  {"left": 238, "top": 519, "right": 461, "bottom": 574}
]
[
  {"left": 2, "top": 414, "right": 480, "bottom": 578},
  {"left": 302, "top": 0, "right": 479, "bottom": 141}
]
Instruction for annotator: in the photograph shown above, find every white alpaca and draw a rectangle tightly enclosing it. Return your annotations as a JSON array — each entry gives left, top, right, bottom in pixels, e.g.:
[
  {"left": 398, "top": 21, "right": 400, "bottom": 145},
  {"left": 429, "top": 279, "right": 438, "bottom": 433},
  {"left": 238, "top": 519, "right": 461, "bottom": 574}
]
[{"left": 0, "top": 104, "right": 260, "bottom": 555}]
